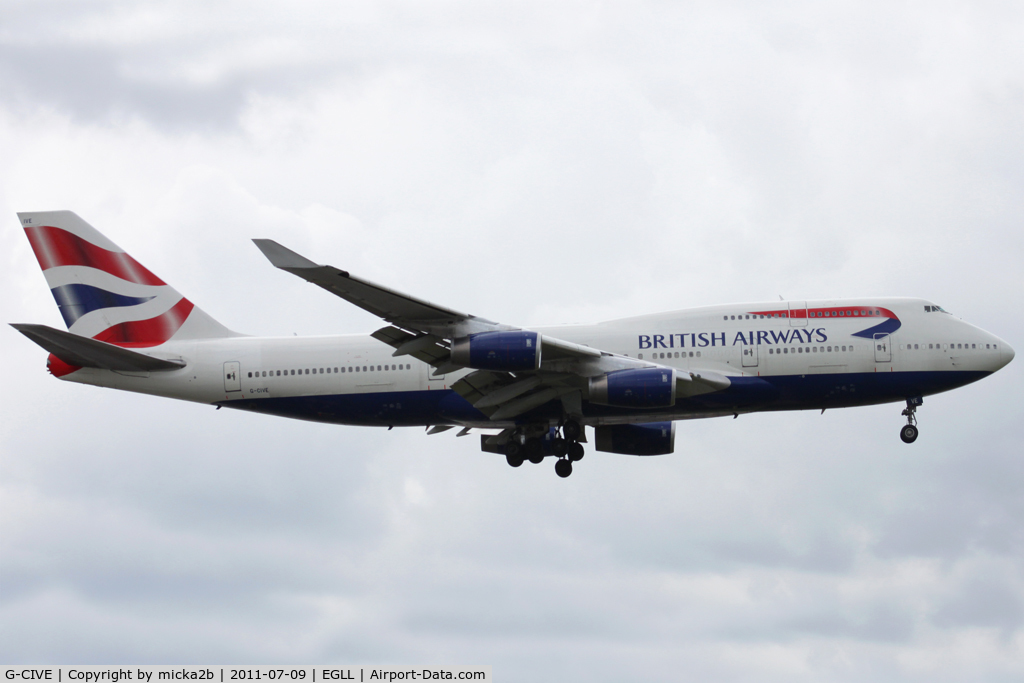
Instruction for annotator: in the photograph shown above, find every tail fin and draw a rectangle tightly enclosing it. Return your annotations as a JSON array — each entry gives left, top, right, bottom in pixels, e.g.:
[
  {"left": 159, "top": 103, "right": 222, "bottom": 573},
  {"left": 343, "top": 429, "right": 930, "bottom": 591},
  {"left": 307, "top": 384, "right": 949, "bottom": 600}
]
[{"left": 19, "top": 211, "right": 237, "bottom": 346}]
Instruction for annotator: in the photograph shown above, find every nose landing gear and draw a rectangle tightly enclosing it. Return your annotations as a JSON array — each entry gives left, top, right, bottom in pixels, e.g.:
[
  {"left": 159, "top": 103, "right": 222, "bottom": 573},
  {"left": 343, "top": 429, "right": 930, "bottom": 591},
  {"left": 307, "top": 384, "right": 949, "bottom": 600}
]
[{"left": 900, "top": 397, "right": 922, "bottom": 443}]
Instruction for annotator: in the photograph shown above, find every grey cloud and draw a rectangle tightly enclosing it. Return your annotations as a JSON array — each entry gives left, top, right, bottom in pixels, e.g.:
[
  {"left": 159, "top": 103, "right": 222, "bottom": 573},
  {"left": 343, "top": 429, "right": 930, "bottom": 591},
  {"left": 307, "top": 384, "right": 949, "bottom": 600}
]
[
  {"left": 934, "top": 576, "right": 1024, "bottom": 631},
  {"left": 0, "top": 43, "right": 318, "bottom": 131},
  {"left": 3, "top": 1, "right": 1024, "bottom": 680}
]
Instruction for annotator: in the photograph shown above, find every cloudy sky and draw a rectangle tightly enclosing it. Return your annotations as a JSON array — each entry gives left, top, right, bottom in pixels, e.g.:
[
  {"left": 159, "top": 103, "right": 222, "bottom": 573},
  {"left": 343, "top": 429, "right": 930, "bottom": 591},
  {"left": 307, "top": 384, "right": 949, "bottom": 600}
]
[{"left": 2, "top": 1, "right": 1024, "bottom": 679}]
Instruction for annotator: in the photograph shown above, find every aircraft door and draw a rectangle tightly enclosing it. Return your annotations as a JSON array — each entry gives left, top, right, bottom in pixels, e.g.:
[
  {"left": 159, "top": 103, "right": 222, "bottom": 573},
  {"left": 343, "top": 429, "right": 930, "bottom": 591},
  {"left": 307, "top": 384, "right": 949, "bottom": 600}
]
[
  {"left": 224, "top": 361, "right": 241, "bottom": 392},
  {"left": 873, "top": 334, "right": 891, "bottom": 363},
  {"left": 789, "top": 301, "right": 807, "bottom": 327},
  {"left": 741, "top": 344, "right": 759, "bottom": 367}
]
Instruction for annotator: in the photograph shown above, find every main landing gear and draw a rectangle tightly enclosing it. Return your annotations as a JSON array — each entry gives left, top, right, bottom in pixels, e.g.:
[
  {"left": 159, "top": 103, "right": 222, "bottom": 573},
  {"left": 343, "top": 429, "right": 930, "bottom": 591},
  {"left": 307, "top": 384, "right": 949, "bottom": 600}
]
[
  {"left": 555, "top": 419, "right": 585, "bottom": 479},
  {"left": 503, "top": 419, "right": 585, "bottom": 478},
  {"left": 900, "top": 397, "right": 922, "bottom": 443}
]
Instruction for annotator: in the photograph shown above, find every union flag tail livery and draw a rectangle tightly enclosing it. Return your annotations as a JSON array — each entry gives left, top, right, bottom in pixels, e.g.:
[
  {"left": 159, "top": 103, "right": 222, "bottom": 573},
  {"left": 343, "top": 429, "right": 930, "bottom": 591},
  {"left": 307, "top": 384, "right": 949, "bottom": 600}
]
[
  {"left": 12, "top": 211, "right": 1015, "bottom": 478},
  {"left": 20, "top": 211, "right": 235, "bottom": 345}
]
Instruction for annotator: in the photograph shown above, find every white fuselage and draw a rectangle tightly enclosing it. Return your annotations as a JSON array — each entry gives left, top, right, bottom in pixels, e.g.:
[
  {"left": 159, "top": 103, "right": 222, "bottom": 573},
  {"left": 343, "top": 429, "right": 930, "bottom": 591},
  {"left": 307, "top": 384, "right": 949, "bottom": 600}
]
[{"left": 55, "top": 297, "right": 1012, "bottom": 429}]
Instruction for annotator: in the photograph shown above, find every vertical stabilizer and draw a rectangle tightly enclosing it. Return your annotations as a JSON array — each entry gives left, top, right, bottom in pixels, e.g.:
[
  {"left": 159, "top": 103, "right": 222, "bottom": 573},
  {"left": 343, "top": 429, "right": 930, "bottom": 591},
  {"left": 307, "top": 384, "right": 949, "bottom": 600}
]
[{"left": 19, "top": 211, "right": 238, "bottom": 346}]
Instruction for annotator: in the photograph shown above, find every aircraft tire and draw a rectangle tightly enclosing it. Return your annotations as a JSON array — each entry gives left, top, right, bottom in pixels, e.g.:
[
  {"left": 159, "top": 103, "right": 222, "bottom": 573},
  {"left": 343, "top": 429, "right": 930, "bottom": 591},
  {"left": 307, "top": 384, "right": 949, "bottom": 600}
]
[
  {"left": 552, "top": 437, "right": 568, "bottom": 457},
  {"left": 526, "top": 438, "right": 545, "bottom": 464},
  {"left": 568, "top": 441, "right": 585, "bottom": 462},
  {"left": 900, "top": 424, "right": 919, "bottom": 444},
  {"left": 555, "top": 459, "right": 573, "bottom": 478},
  {"left": 563, "top": 419, "right": 582, "bottom": 442}
]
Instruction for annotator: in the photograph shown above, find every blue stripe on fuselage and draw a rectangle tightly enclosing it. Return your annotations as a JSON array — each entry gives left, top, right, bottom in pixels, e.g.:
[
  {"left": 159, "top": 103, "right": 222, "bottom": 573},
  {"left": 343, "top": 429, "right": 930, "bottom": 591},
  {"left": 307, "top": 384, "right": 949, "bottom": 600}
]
[
  {"left": 851, "top": 317, "right": 902, "bottom": 339},
  {"left": 218, "top": 370, "right": 990, "bottom": 427}
]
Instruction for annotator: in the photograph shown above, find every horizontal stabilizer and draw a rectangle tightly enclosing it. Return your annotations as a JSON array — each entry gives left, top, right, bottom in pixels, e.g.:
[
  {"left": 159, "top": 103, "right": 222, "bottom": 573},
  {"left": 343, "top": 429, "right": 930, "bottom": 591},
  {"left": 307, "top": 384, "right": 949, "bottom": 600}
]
[{"left": 11, "top": 323, "right": 185, "bottom": 372}]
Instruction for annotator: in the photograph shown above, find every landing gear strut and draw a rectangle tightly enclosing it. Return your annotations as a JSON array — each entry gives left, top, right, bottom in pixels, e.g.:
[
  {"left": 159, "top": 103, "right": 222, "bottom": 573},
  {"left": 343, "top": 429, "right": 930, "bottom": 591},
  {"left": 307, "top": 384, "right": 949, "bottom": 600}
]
[
  {"left": 900, "top": 397, "right": 921, "bottom": 443},
  {"left": 553, "top": 419, "right": 584, "bottom": 477},
  {"left": 502, "top": 421, "right": 585, "bottom": 477}
]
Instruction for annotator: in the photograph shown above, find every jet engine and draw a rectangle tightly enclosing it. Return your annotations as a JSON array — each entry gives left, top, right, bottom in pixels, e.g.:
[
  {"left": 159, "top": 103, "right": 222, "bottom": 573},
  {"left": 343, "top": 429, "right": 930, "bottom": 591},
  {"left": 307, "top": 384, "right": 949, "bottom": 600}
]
[
  {"left": 450, "top": 330, "right": 541, "bottom": 371},
  {"left": 594, "top": 421, "right": 675, "bottom": 456},
  {"left": 589, "top": 368, "right": 676, "bottom": 408}
]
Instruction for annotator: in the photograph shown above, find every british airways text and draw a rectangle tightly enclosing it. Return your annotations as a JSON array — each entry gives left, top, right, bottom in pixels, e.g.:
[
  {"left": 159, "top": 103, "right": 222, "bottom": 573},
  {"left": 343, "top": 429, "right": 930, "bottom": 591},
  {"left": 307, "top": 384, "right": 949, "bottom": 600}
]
[{"left": 639, "top": 328, "right": 829, "bottom": 349}]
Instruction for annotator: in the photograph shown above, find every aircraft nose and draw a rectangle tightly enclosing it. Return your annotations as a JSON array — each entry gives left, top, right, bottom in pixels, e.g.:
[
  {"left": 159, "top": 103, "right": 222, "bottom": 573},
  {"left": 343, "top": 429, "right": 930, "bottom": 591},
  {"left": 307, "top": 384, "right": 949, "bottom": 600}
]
[{"left": 1003, "top": 341, "right": 1015, "bottom": 367}]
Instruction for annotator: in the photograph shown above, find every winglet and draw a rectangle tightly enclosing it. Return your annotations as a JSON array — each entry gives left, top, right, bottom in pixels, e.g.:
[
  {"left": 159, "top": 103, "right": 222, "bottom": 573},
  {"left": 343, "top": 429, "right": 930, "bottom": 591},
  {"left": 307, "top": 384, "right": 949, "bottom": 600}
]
[{"left": 252, "top": 239, "right": 324, "bottom": 271}]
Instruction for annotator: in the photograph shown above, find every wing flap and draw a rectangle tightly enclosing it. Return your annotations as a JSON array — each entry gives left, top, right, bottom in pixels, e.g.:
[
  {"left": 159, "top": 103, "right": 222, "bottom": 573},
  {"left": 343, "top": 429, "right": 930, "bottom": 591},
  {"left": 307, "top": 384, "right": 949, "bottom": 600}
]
[{"left": 371, "top": 326, "right": 451, "bottom": 367}]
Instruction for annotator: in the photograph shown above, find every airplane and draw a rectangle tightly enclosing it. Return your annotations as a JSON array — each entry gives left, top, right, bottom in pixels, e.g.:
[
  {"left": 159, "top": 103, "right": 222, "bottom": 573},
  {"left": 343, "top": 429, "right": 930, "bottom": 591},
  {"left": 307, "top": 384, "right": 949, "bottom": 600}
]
[{"left": 12, "top": 211, "right": 1015, "bottom": 478}]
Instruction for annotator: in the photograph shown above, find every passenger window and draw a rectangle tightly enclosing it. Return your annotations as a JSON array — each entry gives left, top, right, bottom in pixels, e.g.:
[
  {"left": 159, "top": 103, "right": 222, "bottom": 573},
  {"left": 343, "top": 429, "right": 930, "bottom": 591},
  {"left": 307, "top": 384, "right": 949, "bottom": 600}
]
[
  {"left": 784, "top": 348, "right": 788, "bottom": 354},
  {"left": 723, "top": 316, "right": 728, "bottom": 321},
  {"left": 247, "top": 372, "right": 252, "bottom": 378},
  {"left": 639, "top": 354, "right": 644, "bottom": 359}
]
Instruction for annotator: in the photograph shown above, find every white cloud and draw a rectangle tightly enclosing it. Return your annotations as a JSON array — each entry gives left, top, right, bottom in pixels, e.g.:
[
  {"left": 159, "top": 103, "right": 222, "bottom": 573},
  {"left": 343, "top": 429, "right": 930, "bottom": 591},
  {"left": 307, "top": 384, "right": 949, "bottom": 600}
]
[{"left": 2, "top": 1, "right": 1024, "bottom": 680}]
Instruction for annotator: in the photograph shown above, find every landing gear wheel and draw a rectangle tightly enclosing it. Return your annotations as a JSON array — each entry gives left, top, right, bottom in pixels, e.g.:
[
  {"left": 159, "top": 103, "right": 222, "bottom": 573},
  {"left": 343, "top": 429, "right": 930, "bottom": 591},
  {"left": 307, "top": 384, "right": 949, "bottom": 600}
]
[
  {"left": 555, "top": 458, "right": 573, "bottom": 478},
  {"left": 551, "top": 437, "right": 568, "bottom": 457},
  {"left": 525, "top": 438, "right": 545, "bottom": 464},
  {"left": 900, "top": 424, "right": 919, "bottom": 444},
  {"left": 568, "top": 441, "right": 585, "bottom": 462},
  {"left": 504, "top": 441, "right": 524, "bottom": 467},
  {"left": 900, "top": 398, "right": 921, "bottom": 444},
  {"left": 563, "top": 419, "right": 582, "bottom": 442}
]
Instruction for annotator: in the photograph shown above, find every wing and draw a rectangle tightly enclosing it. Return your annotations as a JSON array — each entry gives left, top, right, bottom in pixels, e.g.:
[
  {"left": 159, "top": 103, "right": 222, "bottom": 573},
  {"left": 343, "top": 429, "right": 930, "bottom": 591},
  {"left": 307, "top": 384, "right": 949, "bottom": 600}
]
[
  {"left": 254, "top": 240, "right": 729, "bottom": 422},
  {"left": 252, "top": 239, "right": 499, "bottom": 335}
]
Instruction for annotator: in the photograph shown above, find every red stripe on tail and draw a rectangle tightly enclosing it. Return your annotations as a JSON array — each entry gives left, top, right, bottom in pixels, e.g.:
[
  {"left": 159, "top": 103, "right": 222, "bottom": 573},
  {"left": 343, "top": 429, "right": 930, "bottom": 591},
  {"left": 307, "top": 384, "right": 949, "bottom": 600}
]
[
  {"left": 93, "top": 298, "right": 195, "bottom": 347},
  {"left": 25, "top": 225, "right": 166, "bottom": 286}
]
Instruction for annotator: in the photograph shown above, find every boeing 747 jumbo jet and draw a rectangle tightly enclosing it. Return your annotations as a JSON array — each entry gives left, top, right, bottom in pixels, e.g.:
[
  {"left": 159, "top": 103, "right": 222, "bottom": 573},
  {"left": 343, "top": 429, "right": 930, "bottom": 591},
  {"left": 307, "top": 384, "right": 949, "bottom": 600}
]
[{"left": 13, "top": 211, "right": 1015, "bottom": 477}]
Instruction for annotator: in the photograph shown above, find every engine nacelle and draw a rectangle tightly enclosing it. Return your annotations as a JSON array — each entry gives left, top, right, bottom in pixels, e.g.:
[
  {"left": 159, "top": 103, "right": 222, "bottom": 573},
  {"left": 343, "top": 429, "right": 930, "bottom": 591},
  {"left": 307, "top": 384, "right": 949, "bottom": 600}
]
[
  {"left": 450, "top": 331, "right": 541, "bottom": 371},
  {"left": 589, "top": 368, "right": 676, "bottom": 408},
  {"left": 595, "top": 422, "right": 675, "bottom": 456}
]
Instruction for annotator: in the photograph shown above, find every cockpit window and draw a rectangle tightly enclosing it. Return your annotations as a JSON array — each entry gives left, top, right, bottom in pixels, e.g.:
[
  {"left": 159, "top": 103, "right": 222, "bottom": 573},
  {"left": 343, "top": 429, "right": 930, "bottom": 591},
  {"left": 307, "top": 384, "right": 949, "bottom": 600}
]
[{"left": 924, "top": 304, "right": 951, "bottom": 314}]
